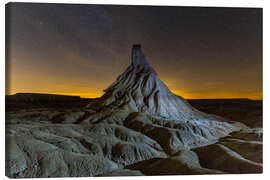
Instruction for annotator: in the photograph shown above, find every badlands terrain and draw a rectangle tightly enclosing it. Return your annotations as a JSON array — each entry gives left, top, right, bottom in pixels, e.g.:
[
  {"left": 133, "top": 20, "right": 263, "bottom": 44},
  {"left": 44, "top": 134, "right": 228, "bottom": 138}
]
[{"left": 6, "top": 45, "right": 262, "bottom": 177}]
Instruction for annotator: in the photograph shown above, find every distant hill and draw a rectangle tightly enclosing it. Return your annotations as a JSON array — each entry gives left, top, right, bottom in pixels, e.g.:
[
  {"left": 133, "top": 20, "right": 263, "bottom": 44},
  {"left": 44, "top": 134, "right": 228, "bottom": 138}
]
[{"left": 6, "top": 93, "right": 92, "bottom": 103}]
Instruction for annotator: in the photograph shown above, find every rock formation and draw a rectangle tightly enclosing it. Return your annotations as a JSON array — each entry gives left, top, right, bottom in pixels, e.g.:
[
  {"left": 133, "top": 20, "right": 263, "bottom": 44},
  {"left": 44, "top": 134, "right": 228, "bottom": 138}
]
[
  {"left": 87, "top": 44, "right": 198, "bottom": 121},
  {"left": 5, "top": 45, "right": 262, "bottom": 178}
]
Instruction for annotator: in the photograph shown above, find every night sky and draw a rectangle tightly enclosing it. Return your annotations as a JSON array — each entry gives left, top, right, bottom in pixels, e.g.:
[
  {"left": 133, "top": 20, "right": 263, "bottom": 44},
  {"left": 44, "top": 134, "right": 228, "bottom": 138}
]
[{"left": 6, "top": 3, "right": 262, "bottom": 99}]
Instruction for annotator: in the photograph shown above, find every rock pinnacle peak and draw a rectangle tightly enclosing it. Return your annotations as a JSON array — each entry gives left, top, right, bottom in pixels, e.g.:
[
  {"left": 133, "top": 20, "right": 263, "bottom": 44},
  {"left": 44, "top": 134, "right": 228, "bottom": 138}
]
[{"left": 131, "top": 44, "right": 151, "bottom": 68}]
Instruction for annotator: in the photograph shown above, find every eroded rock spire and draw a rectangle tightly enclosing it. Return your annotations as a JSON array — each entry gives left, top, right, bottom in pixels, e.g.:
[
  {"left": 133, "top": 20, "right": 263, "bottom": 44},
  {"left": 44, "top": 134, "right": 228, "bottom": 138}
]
[
  {"left": 131, "top": 44, "right": 156, "bottom": 73},
  {"left": 87, "top": 44, "right": 196, "bottom": 120}
]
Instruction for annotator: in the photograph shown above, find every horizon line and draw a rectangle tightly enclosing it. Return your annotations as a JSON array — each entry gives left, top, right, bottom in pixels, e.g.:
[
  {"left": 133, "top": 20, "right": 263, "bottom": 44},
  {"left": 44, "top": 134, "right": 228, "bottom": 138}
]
[{"left": 6, "top": 92, "right": 263, "bottom": 101}]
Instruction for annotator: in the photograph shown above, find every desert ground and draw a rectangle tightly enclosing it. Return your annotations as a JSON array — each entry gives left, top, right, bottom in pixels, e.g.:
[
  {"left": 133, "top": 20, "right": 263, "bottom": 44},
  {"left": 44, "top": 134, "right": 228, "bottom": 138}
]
[{"left": 5, "top": 95, "right": 262, "bottom": 178}]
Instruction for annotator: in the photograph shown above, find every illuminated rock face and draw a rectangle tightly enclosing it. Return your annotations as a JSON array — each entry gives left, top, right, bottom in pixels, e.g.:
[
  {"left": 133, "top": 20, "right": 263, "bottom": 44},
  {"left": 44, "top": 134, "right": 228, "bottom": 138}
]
[{"left": 87, "top": 45, "right": 200, "bottom": 121}]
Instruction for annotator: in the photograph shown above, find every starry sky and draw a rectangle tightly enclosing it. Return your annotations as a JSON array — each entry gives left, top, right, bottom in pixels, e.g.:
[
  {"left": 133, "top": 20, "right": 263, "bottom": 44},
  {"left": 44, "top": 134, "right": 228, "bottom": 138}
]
[{"left": 6, "top": 3, "right": 262, "bottom": 99}]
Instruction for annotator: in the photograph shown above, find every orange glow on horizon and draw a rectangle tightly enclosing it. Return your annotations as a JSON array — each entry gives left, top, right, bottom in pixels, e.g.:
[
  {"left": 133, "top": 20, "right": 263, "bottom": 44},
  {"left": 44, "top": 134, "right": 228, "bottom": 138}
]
[
  {"left": 171, "top": 90, "right": 262, "bottom": 100},
  {"left": 6, "top": 59, "right": 262, "bottom": 100},
  {"left": 6, "top": 89, "right": 262, "bottom": 100}
]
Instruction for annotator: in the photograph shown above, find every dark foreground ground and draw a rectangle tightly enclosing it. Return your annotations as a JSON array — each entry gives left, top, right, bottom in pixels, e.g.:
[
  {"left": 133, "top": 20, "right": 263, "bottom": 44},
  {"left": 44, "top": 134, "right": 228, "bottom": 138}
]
[
  {"left": 188, "top": 99, "right": 262, "bottom": 128},
  {"left": 5, "top": 93, "right": 263, "bottom": 177},
  {"left": 6, "top": 93, "right": 262, "bottom": 128}
]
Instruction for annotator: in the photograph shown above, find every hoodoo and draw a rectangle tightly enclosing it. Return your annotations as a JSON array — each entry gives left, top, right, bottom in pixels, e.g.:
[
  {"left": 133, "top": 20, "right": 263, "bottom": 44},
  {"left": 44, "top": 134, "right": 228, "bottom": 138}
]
[
  {"left": 87, "top": 44, "right": 201, "bottom": 121},
  {"left": 6, "top": 45, "right": 260, "bottom": 178}
]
